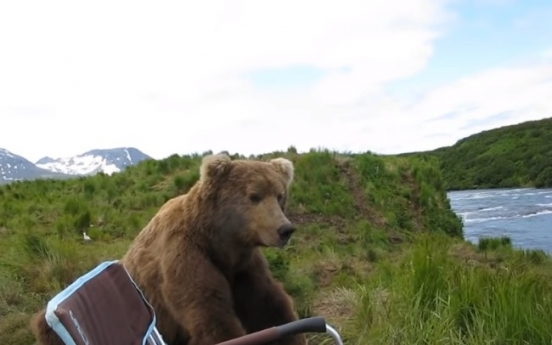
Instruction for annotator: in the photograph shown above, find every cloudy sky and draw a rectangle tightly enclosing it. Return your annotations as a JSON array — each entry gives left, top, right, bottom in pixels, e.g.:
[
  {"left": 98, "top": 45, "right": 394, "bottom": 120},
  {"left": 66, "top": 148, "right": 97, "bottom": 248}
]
[{"left": 1, "top": 0, "right": 551, "bottom": 162}]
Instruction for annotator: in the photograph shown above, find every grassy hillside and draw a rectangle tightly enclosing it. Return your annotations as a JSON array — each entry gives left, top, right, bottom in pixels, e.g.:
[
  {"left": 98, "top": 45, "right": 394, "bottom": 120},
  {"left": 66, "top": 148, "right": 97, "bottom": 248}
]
[
  {"left": 403, "top": 117, "right": 552, "bottom": 190},
  {"left": 1, "top": 149, "right": 551, "bottom": 345}
]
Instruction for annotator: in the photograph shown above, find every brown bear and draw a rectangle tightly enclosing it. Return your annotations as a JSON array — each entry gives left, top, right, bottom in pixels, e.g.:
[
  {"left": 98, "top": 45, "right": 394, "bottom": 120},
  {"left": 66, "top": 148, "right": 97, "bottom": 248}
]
[{"left": 30, "top": 153, "right": 306, "bottom": 345}]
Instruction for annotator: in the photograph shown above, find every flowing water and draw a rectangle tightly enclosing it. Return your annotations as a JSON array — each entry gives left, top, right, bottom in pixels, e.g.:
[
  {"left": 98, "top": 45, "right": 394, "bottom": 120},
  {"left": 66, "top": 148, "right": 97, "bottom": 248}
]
[{"left": 447, "top": 188, "right": 552, "bottom": 254}]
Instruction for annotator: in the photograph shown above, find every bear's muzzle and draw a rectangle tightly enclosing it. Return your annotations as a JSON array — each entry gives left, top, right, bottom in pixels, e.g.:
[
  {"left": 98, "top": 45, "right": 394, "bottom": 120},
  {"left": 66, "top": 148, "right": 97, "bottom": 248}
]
[{"left": 277, "top": 223, "right": 296, "bottom": 247}]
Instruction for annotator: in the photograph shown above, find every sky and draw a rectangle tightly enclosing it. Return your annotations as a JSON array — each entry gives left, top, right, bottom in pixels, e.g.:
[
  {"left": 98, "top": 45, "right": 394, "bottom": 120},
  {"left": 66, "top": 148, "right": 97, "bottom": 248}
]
[{"left": 1, "top": 0, "right": 552, "bottom": 162}]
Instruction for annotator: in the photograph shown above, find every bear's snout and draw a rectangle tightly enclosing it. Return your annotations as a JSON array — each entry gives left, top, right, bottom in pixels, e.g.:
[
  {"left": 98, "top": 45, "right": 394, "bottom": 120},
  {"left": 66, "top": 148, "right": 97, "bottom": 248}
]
[{"left": 277, "top": 223, "right": 296, "bottom": 244}]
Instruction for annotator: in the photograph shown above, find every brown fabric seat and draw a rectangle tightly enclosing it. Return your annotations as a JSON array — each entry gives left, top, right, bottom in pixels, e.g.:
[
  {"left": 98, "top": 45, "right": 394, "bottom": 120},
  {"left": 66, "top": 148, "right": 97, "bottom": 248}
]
[{"left": 44, "top": 260, "right": 166, "bottom": 345}]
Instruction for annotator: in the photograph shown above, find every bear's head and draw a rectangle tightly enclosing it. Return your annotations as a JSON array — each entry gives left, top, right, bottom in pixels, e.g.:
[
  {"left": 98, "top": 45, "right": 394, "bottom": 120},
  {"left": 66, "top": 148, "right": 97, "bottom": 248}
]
[{"left": 199, "top": 153, "right": 296, "bottom": 248}]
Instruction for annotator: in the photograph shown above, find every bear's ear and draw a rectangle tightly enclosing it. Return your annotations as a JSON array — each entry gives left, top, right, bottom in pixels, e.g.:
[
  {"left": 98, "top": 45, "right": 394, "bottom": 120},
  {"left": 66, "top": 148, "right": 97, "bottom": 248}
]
[
  {"left": 269, "top": 157, "right": 294, "bottom": 188},
  {"left": 200, "top": 153, "right": 232, "bottom": 182}
]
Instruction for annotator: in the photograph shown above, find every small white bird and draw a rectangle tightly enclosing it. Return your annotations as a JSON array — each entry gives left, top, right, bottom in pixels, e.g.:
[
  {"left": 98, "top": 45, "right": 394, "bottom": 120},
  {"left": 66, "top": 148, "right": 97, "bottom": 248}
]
[{"left": 83, "top": 232, "right": 92, "bottom": 242}]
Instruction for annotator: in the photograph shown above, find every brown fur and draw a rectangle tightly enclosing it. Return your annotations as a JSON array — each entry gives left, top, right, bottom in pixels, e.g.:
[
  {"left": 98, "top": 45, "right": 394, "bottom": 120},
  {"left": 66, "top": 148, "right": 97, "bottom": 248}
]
[
  {"left": 30, "top": 153, "right": 305, "bottom": 345},
  {"left": 30, "top": 308, "right": 65, "bottom": 345}
]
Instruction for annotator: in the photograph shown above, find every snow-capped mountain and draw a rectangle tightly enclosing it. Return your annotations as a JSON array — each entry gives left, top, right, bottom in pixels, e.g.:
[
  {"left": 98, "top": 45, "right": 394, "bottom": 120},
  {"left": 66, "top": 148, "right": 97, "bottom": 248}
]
[
  {"left": 36, "top": 147, "right": 152, "bottom": 176},
  {"left": 0, "top": 148, "right": 71, "bottom": 184}
]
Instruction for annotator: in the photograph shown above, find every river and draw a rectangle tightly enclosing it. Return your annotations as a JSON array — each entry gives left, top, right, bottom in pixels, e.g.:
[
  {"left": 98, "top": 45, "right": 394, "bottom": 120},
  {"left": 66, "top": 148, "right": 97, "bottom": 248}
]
[{"left": 447, "top": 188, "right": 552, "bottom": 254}]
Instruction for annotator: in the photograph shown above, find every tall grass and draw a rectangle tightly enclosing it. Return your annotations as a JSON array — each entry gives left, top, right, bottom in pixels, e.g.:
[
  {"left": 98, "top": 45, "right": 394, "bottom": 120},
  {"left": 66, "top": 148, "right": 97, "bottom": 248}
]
[{"left": 347, "top": 233, "right": 552, "bottom": 344}]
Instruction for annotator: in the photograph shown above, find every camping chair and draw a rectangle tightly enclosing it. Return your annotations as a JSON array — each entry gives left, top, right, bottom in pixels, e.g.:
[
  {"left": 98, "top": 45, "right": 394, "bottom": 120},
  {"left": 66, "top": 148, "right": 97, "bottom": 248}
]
[{"left": 44, "top": 260, "right": 344, "bottom": 345}]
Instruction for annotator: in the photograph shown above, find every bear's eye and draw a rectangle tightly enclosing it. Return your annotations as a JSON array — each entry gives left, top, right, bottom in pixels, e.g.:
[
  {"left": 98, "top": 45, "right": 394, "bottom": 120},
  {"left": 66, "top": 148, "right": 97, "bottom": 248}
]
[
  {"left": 249, "top": 193, "right": 262, "bottom": 203},
  {"left": 277, "top": 193, "right": 284, "bottom": 202}
]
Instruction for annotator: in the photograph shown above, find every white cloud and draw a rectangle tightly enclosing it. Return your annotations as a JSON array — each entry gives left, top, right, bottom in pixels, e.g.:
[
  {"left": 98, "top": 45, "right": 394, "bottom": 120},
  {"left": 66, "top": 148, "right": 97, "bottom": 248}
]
[
  {"left": 0, "top": 0, "right": 550, "bottom": 162},
  {"left": 391, "top": 60, "right": 552, "bottom": 148}
]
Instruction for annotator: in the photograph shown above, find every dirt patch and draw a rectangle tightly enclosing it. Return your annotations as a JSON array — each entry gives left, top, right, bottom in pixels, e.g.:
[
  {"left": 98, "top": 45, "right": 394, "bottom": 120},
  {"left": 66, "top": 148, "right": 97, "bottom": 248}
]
[
  {"left": 288, "top": 212, "right": 348, "bottom": 233},
  {"left": 335, "top": 157, "right": 387, "bottom": 227},
  {"left": 311, "top": 287, "right": 357, "bottom": 325},
  {"left": 287, "top": 211, "right": 361, "bottom": 247},
  {"left": 312, "top": 260, "right": 343, "bottom": 288},
  {"left": 448, "top": 242, "right": 506, "bottom": 269},
  {"left": 388, "top": 231, "right": 404, "bottom": 244},
  {"left": 400, "top": 169, "right": 424, "bottom": 231}
]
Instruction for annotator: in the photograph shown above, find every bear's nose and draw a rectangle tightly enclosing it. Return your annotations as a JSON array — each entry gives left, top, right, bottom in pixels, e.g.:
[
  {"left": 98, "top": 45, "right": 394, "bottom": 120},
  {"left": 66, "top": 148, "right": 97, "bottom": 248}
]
[{"left": 278, "top": 223, "right": 296, "bottom": 241}]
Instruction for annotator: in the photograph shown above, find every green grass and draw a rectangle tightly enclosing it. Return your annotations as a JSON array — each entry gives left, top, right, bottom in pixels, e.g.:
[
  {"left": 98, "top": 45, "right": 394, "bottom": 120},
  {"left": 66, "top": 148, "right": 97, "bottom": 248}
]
[
  {"left": 345, "top": 233, "right": 552, "bottom": 344},
  {"left": 1, "top": 148, "right": 551, "bottom": 345}
]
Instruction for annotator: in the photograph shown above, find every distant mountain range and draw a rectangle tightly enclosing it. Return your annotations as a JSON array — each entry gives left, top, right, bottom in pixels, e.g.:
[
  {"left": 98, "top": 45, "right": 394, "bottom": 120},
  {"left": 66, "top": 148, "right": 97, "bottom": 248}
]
[{"left": 0, "top": 147, "right": 152, "bottom": 184}]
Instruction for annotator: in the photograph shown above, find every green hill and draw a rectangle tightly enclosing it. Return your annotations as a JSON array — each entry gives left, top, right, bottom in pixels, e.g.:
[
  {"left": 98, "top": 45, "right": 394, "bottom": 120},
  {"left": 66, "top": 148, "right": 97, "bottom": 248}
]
[
  {"left": 403, "top": 117, "right": 552, "bottom": 190},
  {"left": 1, "top": 149, "right": 551, "bottom": 345}
]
